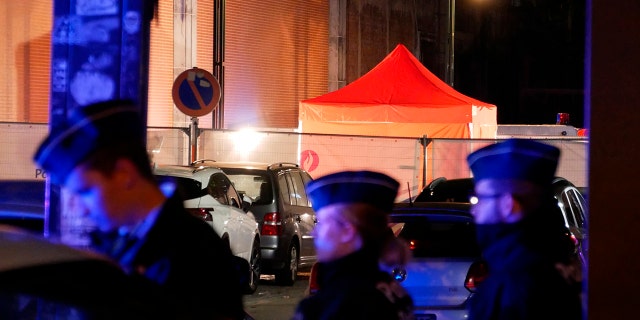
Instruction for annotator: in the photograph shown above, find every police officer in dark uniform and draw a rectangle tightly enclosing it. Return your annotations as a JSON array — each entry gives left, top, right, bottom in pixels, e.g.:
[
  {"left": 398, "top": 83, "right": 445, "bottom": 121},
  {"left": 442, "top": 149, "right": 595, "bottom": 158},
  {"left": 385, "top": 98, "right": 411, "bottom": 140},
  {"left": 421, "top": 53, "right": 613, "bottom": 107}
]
[
  {"left": 466, "top": 139, "right": 583, "bottom": 320},
  {"left": 291, "top": 170, "right": 414, "bottom": 320},
  {"left": 33, "top": 99, "right": 245, "bottom": 320}
]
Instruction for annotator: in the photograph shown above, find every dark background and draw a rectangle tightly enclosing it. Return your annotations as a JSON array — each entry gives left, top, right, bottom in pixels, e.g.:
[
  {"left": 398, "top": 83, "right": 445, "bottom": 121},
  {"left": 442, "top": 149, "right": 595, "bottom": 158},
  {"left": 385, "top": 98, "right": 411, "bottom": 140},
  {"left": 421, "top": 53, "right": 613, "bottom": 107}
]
[
  {"left": 454, "top": 0, "right": 586, "bottom": 127},
  {"left": 345, "top": 0, "right": 586, "bottom": 128}
]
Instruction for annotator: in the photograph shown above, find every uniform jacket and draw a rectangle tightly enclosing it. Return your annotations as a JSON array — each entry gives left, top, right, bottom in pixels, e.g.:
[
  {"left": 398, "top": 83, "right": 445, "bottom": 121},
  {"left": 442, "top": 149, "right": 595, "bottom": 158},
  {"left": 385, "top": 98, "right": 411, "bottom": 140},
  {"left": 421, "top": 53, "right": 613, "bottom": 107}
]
[
  {"left": 468, "top": 213, "right": 583, "bottom": 320},
  {"left": 91, "top": 193, "right": 245, "bottom": 320},
  {"left": 292, "top": 248, "right": 414, "bottom": 320}
]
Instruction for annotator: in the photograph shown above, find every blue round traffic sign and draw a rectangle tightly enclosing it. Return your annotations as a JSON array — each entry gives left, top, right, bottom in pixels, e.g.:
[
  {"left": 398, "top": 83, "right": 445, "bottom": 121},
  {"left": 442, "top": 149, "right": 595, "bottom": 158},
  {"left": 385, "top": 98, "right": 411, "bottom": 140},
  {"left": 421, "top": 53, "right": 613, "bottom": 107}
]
[{"left": 172, "top": 67, "right": 221, "bottom": 117}]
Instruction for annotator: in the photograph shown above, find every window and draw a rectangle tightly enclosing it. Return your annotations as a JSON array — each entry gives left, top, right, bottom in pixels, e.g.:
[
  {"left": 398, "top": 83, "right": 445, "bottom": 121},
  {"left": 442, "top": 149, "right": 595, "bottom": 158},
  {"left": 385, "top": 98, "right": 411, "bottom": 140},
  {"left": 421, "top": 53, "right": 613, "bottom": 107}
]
[
  {"left": 289, "top": 171, "right": 310, "bottom": 207},
  {"left": 564, "top": 189, "right": 587, "bottom": 229},
  {"left": 207, "top": 173, "right": 229, "bottom": 205},
  {"left": 224, "top": 178, "right": 242, "bottom": 209},
  {"left": 389, "top": 216, "right": 479, "bottom": 258},
  {"left": 278, "top": 173, "right": 291, "bottom": 206}
]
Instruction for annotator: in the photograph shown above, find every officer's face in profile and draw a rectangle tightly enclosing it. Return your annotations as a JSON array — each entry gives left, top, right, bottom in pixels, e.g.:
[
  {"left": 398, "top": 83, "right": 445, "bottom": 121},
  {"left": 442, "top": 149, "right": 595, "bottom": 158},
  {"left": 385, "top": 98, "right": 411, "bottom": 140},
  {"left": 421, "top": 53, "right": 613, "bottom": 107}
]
[
  {"left": 470, "top": 179, "right": 509, "bottom": 224},
  {"left": 312, "top": 204, "right": 358, "bottom": 262},
  {"left": 64, "top": 160, "right": 132, "bottom": 232}
]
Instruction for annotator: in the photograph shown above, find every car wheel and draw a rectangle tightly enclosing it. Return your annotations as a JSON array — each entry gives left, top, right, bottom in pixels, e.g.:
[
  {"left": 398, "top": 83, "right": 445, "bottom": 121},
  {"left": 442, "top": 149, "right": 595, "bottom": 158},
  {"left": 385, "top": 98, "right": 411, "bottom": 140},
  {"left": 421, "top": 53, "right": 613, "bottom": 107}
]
[
  {"left": 275, "top": 243, "right": 298, "bottom": 286},
  {"left": 244, "top": 237, "right": 261, "bottom": 294}
]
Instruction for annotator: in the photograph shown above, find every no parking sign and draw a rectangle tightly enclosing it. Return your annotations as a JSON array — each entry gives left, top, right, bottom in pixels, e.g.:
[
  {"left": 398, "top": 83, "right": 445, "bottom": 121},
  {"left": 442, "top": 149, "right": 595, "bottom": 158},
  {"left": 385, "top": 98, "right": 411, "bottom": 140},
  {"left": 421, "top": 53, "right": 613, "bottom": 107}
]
[{"left": 172, "top": 67, "right": 221, "bottom": 117}]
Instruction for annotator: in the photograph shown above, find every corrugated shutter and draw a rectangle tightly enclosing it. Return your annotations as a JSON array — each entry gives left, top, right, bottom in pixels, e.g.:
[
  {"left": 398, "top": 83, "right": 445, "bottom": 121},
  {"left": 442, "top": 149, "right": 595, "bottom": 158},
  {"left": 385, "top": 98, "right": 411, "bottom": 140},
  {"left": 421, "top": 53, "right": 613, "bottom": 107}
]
[
  {"left": 148, "top": 0, "right": 175, "bottom": 127},
  {"left": 1, "top": 2, "right": 51, "bottom": 123},
  {"left": 148, "top": 0, "right": 217, "bottom": 128},
  {"left": 224, "top": 0, "right": 328, "bottom": 129},
  {"left": 2, "top": 1, "right": 329, "bottom": 129},
  {"left": 196, "top": 0, "right": 215, "bottom": 128}
]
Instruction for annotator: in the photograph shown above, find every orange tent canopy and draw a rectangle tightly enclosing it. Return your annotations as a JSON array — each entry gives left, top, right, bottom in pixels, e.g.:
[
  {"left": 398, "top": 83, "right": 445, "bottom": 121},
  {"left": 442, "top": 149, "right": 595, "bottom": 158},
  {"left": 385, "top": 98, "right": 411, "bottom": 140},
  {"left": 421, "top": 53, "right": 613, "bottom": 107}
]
[{"left": 299, "top": 44, "right": 497, "bottom": 138}]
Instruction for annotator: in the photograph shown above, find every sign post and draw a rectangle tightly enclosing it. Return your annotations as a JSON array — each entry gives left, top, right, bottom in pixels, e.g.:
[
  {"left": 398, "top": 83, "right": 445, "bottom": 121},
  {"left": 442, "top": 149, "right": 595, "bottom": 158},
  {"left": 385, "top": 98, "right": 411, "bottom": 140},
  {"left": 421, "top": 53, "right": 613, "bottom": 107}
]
[{"left": 172, "top": 67, "right": 221, "bottom": 163}]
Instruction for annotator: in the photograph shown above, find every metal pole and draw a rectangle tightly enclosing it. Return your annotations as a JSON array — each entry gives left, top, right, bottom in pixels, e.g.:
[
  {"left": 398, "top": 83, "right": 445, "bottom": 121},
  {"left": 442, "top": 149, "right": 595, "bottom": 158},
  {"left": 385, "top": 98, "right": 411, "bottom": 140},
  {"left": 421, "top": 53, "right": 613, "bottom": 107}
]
[
  {"left": 213, "top": 0, "right": 225, "bottom": 129},
  {"left": 190, "top": 117, "right": 199, "bottom": 163},
  {"left": 449, "top": 0, "right": 455, "bottom": 86},
  {"left": 420, "top": 135, "right": 432, "bottom": 188}
]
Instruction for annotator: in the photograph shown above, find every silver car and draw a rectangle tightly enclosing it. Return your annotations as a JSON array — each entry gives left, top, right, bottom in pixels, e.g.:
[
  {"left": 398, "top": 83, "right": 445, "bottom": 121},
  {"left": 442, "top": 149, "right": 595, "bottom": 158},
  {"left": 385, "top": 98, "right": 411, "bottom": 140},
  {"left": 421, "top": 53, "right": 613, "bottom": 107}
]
[
  {"left": 154, "top": 164, "right": 261, "bottom": 293},
  {"left": 389, "top": 202, "right": 487, "bottom": 320},
  {"left": 416, "top": 177, "right": 588, "bottom": 266}
]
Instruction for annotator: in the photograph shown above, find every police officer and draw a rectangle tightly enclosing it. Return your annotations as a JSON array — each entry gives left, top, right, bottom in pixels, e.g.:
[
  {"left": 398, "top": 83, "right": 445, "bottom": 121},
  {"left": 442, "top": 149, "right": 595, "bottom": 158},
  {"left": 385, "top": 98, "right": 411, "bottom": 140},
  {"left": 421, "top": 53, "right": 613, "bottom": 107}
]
[
  {"left": 292, "top": 170, "right": 414, "bottom": 320},
  {"left": 466, "top": 139, "right": 583, "bottom": 320},
  {"left": 33, "top": 99, "right": 245, "bottom": 320}
]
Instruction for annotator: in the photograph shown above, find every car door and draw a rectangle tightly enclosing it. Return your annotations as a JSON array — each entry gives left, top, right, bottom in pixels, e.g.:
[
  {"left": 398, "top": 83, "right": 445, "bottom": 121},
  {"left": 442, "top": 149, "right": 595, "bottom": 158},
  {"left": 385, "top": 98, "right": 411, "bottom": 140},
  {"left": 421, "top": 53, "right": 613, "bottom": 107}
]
[
  {"left": 208, "top": 172, "right": 256, "bottom": 260},
  {"left": 286, "top": 170, "right": 316, "bottom": 266},
  {"left": 224, "top": 174, "right": 259, "bottom": 260},
  {"left": 558, "top": 186, "right": 588, "bottom": 263}
]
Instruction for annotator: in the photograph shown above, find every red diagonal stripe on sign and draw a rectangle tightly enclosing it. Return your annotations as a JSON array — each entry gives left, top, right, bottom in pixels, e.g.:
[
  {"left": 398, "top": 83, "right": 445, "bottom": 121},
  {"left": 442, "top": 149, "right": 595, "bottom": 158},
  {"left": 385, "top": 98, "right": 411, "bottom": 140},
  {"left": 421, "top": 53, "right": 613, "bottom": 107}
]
[{"left": 187, "top": 77, "right": 207, "bottom": 110}]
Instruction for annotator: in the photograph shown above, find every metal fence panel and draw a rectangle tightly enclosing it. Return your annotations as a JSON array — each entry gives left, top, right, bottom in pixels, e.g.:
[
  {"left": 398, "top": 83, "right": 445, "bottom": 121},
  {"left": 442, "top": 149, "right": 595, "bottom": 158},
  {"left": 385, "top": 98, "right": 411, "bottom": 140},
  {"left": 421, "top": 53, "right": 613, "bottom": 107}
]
[{"left": 0, "top": 123, "right": 588, "bottom": 190}]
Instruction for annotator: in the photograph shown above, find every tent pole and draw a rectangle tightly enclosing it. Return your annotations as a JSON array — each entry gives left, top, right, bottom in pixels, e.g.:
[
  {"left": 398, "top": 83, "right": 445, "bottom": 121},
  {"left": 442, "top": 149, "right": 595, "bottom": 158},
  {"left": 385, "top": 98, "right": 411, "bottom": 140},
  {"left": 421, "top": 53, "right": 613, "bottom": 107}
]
[{"left": 420, "top": 135, "right": 432, "bottom": 188}]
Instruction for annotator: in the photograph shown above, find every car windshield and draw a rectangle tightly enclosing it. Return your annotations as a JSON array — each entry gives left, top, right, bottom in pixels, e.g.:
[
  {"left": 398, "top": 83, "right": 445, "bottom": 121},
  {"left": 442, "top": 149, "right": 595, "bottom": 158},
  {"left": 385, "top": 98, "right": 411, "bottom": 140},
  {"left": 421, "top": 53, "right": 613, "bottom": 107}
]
[{"left": 389, "top": 215, "right": 479, "bottom": 258}]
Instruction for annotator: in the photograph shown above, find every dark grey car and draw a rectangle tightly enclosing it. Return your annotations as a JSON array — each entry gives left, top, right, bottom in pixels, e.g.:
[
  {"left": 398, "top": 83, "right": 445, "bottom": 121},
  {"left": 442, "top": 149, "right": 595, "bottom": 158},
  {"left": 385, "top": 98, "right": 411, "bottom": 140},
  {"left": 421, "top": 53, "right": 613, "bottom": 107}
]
[
  {"left": 0, "top": 180, "right": 46, "bottom": 233},
  {"left": 192, "top": 160, "right": 317, "bottom": 285},
  {"left": 415, "top": 176, "right": 588, "bottom": 265}
]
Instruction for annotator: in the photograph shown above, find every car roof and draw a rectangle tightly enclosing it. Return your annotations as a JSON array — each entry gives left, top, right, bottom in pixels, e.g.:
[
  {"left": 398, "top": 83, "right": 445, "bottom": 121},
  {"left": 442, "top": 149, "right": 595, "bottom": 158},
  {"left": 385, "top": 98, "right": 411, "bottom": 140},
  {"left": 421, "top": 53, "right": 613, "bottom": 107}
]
[
  {"left": 415, "top": 178, "right": 474, "bottom": 202},
  {"left": 208, "top": 161, "right": 271, "bottom": 170},
  {"left": 189, "top": 160, "right": 303, "bottom": 172},
  {"left": 154, "top": 164, "right": 224, "bottom": 177},
  {"left": 392, "top": 202, "right": 472, "bottom": 217},
  {"left": 415, "top": 176, "right": 581, "bottom": 202}
]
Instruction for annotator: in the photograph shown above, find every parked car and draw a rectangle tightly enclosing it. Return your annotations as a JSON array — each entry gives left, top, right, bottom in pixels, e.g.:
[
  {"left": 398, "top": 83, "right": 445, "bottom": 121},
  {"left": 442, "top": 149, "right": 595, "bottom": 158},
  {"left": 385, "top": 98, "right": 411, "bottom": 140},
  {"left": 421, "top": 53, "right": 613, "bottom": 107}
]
[
  {"left": 0, "top": 225, "right": 173, "bottom": 319},
  {"left": 0, "top": 180, "right": 46, "bottom": 233},
  {"left": 415, "top": 176, "right": 588, "bottom": 265},
  {"left": 191, "top": 160, "right": 317, "bottom": 285},
  {"left": 153, "top": 164, "right": 262, "bottom": 293}
]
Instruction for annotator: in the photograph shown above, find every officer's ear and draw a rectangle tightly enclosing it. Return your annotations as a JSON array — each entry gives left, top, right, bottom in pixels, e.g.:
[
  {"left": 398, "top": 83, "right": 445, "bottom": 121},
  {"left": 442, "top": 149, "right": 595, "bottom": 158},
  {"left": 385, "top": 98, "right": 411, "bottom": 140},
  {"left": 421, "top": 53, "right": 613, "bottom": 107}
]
[
  {"left": 113, "top": 158, "right": 141, "bottom": 189},
  {"left": 334, "top": 217, "right": 358, "bottom": 243},
  {"left": 499, "top": 193, "right": 525, "bottom": 223}
]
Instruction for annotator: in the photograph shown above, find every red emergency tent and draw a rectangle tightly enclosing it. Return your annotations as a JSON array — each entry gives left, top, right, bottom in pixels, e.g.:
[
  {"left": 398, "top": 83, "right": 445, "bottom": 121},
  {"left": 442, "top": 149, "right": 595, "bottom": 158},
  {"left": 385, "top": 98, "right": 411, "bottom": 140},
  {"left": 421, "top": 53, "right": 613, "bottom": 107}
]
[{"left": 299, "top": 44, "right": 497, "bottom": 138}]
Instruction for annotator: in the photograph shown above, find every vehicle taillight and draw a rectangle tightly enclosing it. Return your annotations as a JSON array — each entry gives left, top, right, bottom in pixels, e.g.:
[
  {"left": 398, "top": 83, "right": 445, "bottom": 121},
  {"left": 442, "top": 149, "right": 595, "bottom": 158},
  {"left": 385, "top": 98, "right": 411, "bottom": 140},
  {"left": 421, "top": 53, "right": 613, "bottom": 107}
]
[
  {"left": 308, "top": 262, "right": 319, "bottom": 296},
  {"left": 186, "top": 208, "right": 213, "bottom": 221},
  {"left": 464, "top": 260, "right": 489, "bottom": 292},
  {"left": 261, "top": 212, "right": 283, "bottom": 236},
  {"left": 564, "top": 231, "right": 580, "bottom": 254},
  {"left": 570, "top": 234, "right": 579, "bottom": 247}
]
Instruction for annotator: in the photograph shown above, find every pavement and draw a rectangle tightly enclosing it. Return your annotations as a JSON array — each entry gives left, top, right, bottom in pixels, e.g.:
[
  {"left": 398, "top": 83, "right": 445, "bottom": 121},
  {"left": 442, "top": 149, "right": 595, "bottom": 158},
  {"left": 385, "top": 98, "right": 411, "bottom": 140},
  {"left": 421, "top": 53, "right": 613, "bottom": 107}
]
[{"left": 243, "top": 272, "right": 310, "bottom": 320}]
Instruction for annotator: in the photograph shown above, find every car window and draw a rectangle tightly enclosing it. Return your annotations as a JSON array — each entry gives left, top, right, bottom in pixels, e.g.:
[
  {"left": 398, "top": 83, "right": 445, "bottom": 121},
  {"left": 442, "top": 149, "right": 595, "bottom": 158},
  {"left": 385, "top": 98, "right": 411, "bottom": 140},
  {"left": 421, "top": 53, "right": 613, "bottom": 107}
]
[
  {"left": 156, "top": 175, "right": 203, "bottom": 201},
  {"left": 223, "top": 172, "right": 271, "bottom": 204},
  {"left": 207, "top": 173, "right": 230, "bottom": 205},
  {"left": 278, "top": 173, "right": 292, "bottom": 206},
  {"left": 300, "top": 172, "right": 313, "bottom": 207},
  {"left": 300, "top": 171, "right": 313, "bottom": 188},
  {"left": 223, "top": 176, "right": 242, "bottom": 209},
  {"left": 389, "top": 216, "right": 479, "bottom": 258},
  {"left": 289, "top": 171, "right": 310, "bottom": 207},
  {"left": 562, "top": 188, "right": 587, "bottom": 229}
]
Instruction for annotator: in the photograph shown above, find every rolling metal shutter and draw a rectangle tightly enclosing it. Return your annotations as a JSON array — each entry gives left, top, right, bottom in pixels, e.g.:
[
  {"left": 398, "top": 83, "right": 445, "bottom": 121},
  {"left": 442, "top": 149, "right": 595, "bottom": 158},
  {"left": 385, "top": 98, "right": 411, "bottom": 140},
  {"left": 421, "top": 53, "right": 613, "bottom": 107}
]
[{"left": 223, "top": 0, "right": 328, "bottom": 129}]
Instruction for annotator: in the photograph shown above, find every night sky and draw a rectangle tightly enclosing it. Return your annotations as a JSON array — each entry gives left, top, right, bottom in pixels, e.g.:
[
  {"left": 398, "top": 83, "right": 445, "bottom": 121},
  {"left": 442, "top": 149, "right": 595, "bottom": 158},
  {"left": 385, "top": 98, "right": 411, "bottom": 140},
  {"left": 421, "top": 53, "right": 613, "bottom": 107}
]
[{"left": 454, "top": 0, "right": 586, "bottom": 128}]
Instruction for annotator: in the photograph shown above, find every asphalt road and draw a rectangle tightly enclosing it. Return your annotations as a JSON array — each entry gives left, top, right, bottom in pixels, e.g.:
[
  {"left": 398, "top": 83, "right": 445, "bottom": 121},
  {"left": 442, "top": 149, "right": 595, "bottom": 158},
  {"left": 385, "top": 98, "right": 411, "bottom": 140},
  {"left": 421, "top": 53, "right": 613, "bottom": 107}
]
[{"left": 243, "top": 272, "right": 311, "bottom": 320}]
